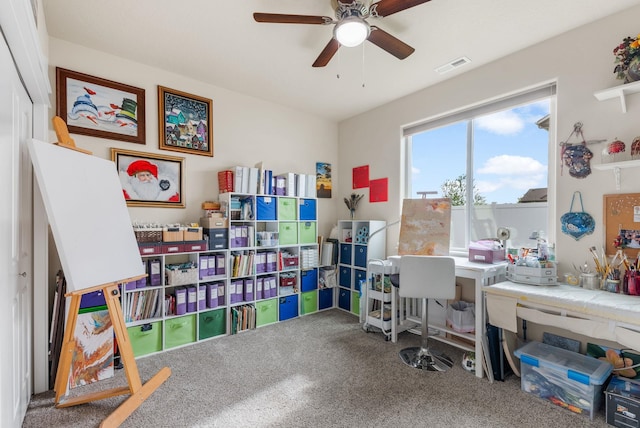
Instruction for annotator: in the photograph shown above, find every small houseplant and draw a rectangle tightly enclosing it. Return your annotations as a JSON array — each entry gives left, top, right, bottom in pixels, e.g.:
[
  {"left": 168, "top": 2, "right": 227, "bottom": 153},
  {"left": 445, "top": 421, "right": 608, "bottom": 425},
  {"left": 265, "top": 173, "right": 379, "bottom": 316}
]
[
  {"left": 614, "top": 33, "right": 640, "bottom": 82},
  {"left": 344, "top": 193, "right": 364, "bottom": 219}
]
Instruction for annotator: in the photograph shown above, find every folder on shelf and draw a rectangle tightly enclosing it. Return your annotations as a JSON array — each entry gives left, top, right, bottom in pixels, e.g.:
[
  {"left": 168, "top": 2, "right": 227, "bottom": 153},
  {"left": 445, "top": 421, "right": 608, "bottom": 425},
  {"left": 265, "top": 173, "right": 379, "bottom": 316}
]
[
  {"left": 186, "top": 285, "right": 197, "bottom": 313},
  {"left": 175, "top": 287, "right": 187, "bottom": 315},
  {"left": 241, "top": 166, "right": 250, "bottom": 194},
  {"left": 296, "top": 174, "right": 306, "bottom": 198},
  {"left": 149, "top": 258, "right": 161, "bottom": 286},
  {"left": 228, "top": 281, "right": 237, "bottom": 304},
  {"left": 244, "top": 278, "right": 254, "bottom": 301},
  {"left": 215, "top": 254, "right": 226, "bottom": 275},
  {"left": 234, "top": 166, "right": 243, "bottom": 193},
  {"left": 255, "top": 161, "right": 265, "bottom": 195},
  {"left": 256, "top": 277, "right": 264, "bottom": 300},
  {"left": 217, "top": 283, "right": 225, "bottom": 306},
  {"left": 267, "top": 251, "right": 277, "bottom": 272},
  {"left": 248, "top": 167, "right": 259, "bottom": 195},
  {"left": 208, "top": 255, "right": 216, "bottom": 276},
  {"left": 274, "top": 175, "right": 286, "bottom": 196},
  {"left": 265, "top": 170, "right": 273, "bottom": 195},
  {"left": 206, "top": 283, "right": 218, "bottom": 308},
  {"left": 198, "top": 284, "right": 207, "bottom": 310},
  {"left": 285, "top": 172, "right": 296, "bottom": 197},
  {"left": 306, "top": 173, "right": 316, "bottom": 198},
  {"left": 268, "top": 276, "right": 277, "bottom": 298},
  {"left": 199, "top": 255, "right": 208, "bottom": 280}
]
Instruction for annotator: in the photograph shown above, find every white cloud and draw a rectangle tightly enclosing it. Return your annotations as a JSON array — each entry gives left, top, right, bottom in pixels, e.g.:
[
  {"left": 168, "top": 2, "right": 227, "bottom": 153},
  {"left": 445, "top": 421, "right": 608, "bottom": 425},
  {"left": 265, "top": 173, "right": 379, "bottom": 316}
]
[
  {"left": 412, "top": 166, "right": 420, "bottom": 175},
  {"left": 477, "top": 155, "right": 546, "bottom": 175},
  {"left": 475, "top": 110, "right": 524, "bottom": 135}
]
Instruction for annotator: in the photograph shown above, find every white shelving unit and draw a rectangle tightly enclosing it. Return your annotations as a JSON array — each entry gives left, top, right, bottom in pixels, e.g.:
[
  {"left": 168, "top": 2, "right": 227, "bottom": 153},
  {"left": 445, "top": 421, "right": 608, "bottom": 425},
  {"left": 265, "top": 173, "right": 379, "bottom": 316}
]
[
  {"left": 336, "top": 220, "right": 386, "bottom": 317},
  {"left": 362, "top": 259, "right": 397, "bottom": 341},
  {"left": 593, "top": 80, "right": 640, "bottom": 113}
]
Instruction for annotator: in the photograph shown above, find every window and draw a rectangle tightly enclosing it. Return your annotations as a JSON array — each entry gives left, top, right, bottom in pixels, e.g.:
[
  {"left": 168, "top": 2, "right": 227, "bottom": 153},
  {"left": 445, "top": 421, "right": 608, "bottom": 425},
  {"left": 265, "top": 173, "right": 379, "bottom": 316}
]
[{"left": 403, "top": 84, "right": 555, "bottom": 253}]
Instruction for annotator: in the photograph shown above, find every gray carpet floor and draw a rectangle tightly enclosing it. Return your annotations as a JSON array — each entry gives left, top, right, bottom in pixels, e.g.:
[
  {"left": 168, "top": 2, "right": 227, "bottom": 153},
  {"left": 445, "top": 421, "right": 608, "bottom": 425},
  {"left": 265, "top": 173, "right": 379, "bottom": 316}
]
[{"left": 23, "top": 309, "right": 609, "bottom": 427}]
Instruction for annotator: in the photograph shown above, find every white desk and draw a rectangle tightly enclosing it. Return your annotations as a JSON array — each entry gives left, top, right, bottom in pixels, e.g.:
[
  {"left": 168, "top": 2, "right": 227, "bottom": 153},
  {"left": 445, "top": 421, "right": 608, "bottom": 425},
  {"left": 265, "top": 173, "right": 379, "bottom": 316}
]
[
  {"left": 389, "top": 256, "right": 507, "bottom": 379},
  {"left": 483, "top": 281, "right": 640, "bottom": 353}
]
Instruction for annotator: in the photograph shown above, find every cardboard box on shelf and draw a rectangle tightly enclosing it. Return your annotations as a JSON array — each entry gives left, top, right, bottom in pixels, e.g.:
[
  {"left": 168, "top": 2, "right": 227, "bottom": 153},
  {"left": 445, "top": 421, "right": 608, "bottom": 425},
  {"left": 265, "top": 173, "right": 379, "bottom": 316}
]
[{"left": 200, "top": 217, "right": 228, "bottom": 229}]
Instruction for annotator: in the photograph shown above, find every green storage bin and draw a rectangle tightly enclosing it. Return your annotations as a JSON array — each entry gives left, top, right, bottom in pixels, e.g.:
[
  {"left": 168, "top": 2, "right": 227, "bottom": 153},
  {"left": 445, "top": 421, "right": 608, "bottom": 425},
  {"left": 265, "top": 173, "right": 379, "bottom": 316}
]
[
  {"left": 299, "top": 221, "right": 317, "bottom": 244},
  {"left": 256, "top": 298, "right": 278, "bottom": 327},
  {"left": 198, "top": 309, "right": 226, "bottom": 340},
  {"left": 279, "top": 222, "right": 298, "bottom": 245},
  {"left": 165, "top": 314, "right": 196, "bottom": 349},
  {"left": 278, "top": 198, "right": 297, "bottom": 221},
  {"left": 301, "top": 291, "right": 318, "bottom": 315},
  {"left": 351, "top": 291, "right": 360, "bottom": 316},
  {"left": 128, "top": 321, "right": 162, "bottom": 357}
]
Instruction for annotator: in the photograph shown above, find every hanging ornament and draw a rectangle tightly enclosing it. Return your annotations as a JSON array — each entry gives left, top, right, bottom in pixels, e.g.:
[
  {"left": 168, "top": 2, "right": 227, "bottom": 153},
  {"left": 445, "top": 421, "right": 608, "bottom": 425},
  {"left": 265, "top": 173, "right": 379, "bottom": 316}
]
[
  {"left": 560, "top": 191, "right": 595, "bottom": 240},
  {"left": 631, "top": 136, "right": 640, "bottom": 160},
  {"left": 560, "top": 123, "right": 597, "bottom": 179},
  {"left": 603, "top": 138, "right": 626, "bottom": 163}
]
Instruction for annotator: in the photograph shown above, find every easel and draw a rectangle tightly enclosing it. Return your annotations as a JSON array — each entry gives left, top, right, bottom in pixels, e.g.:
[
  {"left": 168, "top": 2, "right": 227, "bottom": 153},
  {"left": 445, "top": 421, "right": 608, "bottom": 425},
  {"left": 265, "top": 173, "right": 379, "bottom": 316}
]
[
  {"left": 49, "top": 117, "right": 171, "bottom": 427},
  {"left": 54, "top": 279, "right": 171, "bottom": 427}
]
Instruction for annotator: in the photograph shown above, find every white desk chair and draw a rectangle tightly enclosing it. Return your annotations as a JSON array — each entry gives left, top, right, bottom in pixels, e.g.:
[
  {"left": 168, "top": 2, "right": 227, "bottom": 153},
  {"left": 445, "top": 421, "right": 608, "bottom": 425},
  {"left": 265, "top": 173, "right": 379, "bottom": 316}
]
[{"left": 397, "top": 255, "right": 456, "bottom": 371}]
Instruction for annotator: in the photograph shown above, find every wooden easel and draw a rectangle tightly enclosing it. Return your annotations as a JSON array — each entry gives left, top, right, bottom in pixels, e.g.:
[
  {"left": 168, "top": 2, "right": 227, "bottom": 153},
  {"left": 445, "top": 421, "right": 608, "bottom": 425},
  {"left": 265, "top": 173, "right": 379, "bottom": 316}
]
[
  {"left": 54, "top": 278, "right": 171, "bottom": 427},
  {"left": 49, "top": 118, "right": 171, "bottom": 427}
]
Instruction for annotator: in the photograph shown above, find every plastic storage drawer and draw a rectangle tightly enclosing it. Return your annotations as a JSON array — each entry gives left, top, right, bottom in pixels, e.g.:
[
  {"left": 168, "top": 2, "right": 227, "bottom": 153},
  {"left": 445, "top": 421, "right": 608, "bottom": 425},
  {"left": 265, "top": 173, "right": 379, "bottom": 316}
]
[
  {"left": 339, "top": 265, "right": 352, "bottom": 288},
  {"left": 256, "top": 299, "right": 278, "bottom": 326},
  {"left": 278, "top": 197, "right": 297, "bottom": 221},
  {"left": 514, "top": 341, "right": 613, "bottom": 420},
  {"left": 279, "top": 295, "right": 299, "bottom": 321},
  {"left": 279, "top": 222, "right": 298, "bottom": 245},
  {"left": 354, "top": 269, "right": 367, "bottom": 291},
  {"left": 256, "top": 196, "right": 277, "bottom": 220},
  {"left": 338, "top": 288, "right": 351, "bottom": 311},
  {"left": 198, "top": 309, "right": 226, "bottom": 340},
  {"left": 319, "top": 288, "right": 334, "bottom": 310},
  {"left": 339, "top": 243, "right": 352, "bottom": 265},
  {"left": 299, "top": 199, "right": 317, "bottom": 220},
  {"left": 354, "top": 245, "right": 368, "bottom": 268},
  {"left": 301, "top": 268, "right": 318, "bottom": 292},
  {"left": 128, "top": 322, "right": 162, "bottom": 357},
  {"left": 301, "top": 291, "right": 318, "bottom": 315},
  {"left": 299, "top": 221, "right": 317, "bottom": 244},
  {"left": 165, "top": 314, "right": 196, "bottom": 349}
]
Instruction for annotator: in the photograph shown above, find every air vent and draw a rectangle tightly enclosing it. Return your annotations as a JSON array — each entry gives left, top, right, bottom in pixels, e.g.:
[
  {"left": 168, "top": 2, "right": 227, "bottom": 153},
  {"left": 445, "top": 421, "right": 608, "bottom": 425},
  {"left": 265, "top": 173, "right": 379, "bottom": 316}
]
[{"left": 434, "top": 56, "right": 471, "bottom": 75}]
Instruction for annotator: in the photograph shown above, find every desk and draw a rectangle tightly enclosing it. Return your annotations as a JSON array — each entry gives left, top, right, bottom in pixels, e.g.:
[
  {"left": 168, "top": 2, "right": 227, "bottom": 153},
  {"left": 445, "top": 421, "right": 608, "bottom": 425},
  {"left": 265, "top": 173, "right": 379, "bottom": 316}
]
[
  {"left": 484, "top": 281, "right": 640, "bottom": 353},
  {"left": 388, "top": 256, "right": 506, "bottom": 379}
]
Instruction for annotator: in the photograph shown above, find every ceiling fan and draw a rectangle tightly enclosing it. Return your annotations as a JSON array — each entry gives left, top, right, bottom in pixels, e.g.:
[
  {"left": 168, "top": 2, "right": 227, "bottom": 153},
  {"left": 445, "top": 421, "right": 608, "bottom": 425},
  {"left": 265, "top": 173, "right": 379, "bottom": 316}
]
[{"left": 253, "top": 0, "right": 432, "bottom": 67}]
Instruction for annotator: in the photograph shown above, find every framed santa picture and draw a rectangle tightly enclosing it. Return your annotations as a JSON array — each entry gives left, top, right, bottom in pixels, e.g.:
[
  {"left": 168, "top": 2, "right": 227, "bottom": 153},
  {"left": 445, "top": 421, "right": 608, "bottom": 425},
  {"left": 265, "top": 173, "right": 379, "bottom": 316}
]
[{"left": 111, "top": 148, "right": 185, "bottom": 208}]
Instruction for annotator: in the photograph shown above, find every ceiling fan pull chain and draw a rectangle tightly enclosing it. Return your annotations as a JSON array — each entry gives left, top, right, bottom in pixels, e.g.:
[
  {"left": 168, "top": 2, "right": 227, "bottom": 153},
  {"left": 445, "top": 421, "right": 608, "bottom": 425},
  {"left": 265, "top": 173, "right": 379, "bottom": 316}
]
[{"left": 361, "top": 43, "right": 366, "bottom": 87}]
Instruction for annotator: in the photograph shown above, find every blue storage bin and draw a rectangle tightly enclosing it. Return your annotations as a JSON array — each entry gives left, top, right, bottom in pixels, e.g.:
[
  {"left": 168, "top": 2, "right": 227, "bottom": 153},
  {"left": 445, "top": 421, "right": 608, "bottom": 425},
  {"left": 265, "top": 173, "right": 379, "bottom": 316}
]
[
  {"left": 301, "top": 268, "right": 318, "bottom": 292},
  {"left": 354, "top": 269, "right": 366, "bottom": 291},
  {"left": 80, "top": 290, "right": 106, "bottom": 309},
  {"left": 338, "top": 288, "right": 351, "bottom": 311},
  {"left": 256, "top": 196, "right": 277, "bottom": 220},
  {"left": 279, "top": 294, "right": 299, "bottom": 321},
  {"left": 339, "top": 265, "right": 352, "bottom": 288},
  {"left": 339, "top": 243, "right": 352, "bottom": 265},
  {"left": 354, "top": 245, "right": 368, "bottom": 268},
  {"left": 299, "top": 198, "right": 317, "bottom": 220},
  {"left": 319, "top": 288, "right": 334, "bottom": 310}
]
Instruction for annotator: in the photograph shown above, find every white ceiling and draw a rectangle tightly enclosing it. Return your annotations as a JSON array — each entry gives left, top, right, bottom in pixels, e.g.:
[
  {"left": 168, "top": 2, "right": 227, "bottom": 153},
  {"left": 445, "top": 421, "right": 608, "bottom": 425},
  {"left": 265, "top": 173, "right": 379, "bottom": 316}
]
[{"left": 43, "top": 0, "right": 640, "bottom": 122}]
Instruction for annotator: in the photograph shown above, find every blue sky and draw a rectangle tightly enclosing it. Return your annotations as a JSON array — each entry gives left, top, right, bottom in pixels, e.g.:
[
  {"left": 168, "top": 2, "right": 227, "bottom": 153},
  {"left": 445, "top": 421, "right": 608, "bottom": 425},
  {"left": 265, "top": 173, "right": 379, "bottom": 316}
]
[{"left": 410, "top": 100, "right": 550, "bottom": 204}]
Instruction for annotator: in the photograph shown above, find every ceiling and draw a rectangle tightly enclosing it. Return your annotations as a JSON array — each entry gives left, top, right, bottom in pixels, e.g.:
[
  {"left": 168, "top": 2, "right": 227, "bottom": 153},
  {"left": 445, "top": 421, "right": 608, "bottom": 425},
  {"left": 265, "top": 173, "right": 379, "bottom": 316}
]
[{"left": 43, "top": 0, "right": 640, "bottom": 122}]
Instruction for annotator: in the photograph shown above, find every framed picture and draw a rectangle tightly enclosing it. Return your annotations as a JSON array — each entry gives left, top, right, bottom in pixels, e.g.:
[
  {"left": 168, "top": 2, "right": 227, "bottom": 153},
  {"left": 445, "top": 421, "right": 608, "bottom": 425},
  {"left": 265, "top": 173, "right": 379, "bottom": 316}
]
[
  {"left": 158, "top": 86, "right": 213, "bottom": 157},
  {"left": 111, "top": 148, "right": 185, "bottom": 208},
  {"left": 316, "top": 162, "right": 332, "bottom": 198},
  {"left": 56, "top": 68, "right": 146, "bottom": 144}
]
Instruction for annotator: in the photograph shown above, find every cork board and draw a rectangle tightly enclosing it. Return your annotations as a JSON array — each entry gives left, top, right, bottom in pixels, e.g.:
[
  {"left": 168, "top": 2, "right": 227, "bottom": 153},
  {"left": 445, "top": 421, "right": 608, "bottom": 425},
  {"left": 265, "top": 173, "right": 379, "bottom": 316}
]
[{"left": 604, "top": 193, "right": 640, "bottom": 257}]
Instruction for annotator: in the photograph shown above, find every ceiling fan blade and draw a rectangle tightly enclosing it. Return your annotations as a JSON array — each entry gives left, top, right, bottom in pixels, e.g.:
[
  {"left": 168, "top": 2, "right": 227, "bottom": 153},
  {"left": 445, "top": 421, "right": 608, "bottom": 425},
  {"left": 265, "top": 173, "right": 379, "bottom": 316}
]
[
  {"left": 368, "top": 26, "right": 415, "bottom": 59},
  {"left": 313, "top": 39, "right": 340, "bottom": 67},
  {"left": 371, "top": 0, "right": 432, "bottom": 17},
  {"left": 253, "top": 13, "right": 332, "bottom": 25}
]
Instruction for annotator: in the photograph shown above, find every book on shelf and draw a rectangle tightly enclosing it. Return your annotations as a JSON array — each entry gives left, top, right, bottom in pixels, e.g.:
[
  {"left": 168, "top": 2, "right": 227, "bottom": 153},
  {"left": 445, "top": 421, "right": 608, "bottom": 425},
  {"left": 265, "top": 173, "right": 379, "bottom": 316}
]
[{"left": 217, "top": 170, "right": 233, "bottom": 194}]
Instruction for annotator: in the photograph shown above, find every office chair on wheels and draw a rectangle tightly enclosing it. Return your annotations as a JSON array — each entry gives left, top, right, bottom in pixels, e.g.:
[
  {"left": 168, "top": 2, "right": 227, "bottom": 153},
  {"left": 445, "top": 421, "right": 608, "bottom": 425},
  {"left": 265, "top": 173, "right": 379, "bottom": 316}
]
[{"left": 397, "top": 255, "right": 456, "bottom": 371}]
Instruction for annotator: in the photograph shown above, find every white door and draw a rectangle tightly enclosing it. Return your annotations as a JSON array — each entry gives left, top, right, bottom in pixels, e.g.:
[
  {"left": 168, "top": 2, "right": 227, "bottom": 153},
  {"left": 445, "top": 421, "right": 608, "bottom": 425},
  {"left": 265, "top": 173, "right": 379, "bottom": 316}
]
[{"left": 0, "top": 35, "right": 34, "bottom": 428}]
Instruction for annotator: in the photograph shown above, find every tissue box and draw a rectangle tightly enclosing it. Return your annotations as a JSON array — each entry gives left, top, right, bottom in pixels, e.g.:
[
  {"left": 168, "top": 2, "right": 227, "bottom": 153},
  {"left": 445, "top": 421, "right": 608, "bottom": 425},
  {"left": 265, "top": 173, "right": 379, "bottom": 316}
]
[{"left": 469, "top": 247, "right": 505, "bottom": 264}]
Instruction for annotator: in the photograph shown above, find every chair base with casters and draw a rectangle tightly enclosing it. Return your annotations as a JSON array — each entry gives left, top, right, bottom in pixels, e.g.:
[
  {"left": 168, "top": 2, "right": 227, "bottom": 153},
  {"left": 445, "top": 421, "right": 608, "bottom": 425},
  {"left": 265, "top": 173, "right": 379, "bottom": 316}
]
[
  {"left": 395, "top": 255, "right": 456, "bottom": 372},
  {"left": 398, "top": 298, "right": 454, "bottom": 371}
]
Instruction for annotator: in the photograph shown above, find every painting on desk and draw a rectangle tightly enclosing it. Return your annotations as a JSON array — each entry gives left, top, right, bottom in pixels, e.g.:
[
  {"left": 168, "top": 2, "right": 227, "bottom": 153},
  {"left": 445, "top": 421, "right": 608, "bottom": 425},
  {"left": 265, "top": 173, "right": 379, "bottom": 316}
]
[
  {"left": 587, "top": 343, "right": 640, "bottom": 380},
  {"left": 398, "top": 198, "right": 451, "bottom": 256}
]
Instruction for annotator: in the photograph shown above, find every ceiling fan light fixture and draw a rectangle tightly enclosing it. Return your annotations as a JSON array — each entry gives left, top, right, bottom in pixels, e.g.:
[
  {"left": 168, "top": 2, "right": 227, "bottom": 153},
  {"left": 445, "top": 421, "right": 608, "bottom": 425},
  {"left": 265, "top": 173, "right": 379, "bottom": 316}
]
[{"left": 334, "top": 17, "right": 370, "bottom": 47}]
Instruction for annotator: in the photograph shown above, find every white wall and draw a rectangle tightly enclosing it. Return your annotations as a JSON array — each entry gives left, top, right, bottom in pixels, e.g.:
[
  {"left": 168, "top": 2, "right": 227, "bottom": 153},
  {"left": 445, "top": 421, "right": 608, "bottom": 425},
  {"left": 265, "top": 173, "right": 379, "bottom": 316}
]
[
  {"left": 338, "top": 5, "right": 640, "bottom": 275},
  {"left": 48, "top": 38, "right": 340, "bottom": 237}
]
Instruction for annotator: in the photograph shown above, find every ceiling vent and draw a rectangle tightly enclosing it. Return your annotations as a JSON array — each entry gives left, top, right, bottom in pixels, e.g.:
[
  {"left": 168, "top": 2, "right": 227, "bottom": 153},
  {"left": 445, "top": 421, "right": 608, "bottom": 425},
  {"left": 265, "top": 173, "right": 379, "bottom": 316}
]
[{"left": 434, "top": 56, "right": 471, "bottom": 75}]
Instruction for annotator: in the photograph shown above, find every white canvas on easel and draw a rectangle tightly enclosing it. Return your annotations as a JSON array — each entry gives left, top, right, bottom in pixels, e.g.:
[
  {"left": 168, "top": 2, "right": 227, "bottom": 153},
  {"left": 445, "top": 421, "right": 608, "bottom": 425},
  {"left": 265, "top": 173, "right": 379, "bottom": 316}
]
[
  {"left": 398, "top": 198, "right": 452, "bottom": 256},
  {"left": 28, "top": 138, "right": 143, "bottom": 292}
]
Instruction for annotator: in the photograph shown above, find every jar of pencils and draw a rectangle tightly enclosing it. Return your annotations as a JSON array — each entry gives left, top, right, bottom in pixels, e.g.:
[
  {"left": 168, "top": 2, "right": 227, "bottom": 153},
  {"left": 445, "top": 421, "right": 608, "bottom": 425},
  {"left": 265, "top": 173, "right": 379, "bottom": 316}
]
[{"left": 605, "top": 278, "right": 620, "bottom": 293}]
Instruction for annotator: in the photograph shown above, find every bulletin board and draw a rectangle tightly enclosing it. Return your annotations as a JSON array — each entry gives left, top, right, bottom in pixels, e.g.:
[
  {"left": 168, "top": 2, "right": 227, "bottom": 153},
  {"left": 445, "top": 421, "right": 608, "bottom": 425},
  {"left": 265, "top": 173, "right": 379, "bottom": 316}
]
[{"left": 604, "top": 193, "right": 640, "bottom": 257}]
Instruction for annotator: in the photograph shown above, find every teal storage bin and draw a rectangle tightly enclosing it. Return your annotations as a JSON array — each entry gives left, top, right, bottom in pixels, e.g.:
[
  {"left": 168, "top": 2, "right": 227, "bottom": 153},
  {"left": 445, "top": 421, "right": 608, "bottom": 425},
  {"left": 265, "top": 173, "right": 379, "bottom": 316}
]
[
  {"left": 301, "top": 291, "right": 317, "bottom": 315},
  {"left": 279, "top": 222, "right": 298, "bottom": 245},
  {"left": 514, "top": 341, "right": 613, "bottom": 420},
  {"left": 278, "top": 197, "right": 297, "bottom": 221},
  {"left": 256, "top": 298, "right": 277, "bottom": 327},
  {"left": 198, "top": 309, "right": 226, "bottom": 340},
  {"left": 128, "top": 322, "right": 162, "bottom": 357},
  {"left": 165, "top": 314, "right": 196, "bottom": 349}
]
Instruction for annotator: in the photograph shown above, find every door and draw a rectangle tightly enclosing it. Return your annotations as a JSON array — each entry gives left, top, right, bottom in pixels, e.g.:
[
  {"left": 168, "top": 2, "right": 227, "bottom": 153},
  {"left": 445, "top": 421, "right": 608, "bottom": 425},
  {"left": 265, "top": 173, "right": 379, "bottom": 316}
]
[{"left": 0, "top": 35, "right": 34, "bottom": 427}]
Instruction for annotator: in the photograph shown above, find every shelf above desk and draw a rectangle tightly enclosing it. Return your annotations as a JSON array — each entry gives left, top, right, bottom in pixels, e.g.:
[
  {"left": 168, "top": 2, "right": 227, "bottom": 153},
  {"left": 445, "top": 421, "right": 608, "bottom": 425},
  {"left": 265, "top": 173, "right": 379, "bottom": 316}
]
[{"left": 594, "top": 80, "right": 640, "bottom": 113}]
